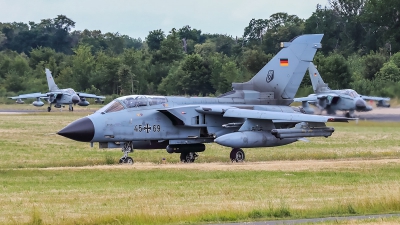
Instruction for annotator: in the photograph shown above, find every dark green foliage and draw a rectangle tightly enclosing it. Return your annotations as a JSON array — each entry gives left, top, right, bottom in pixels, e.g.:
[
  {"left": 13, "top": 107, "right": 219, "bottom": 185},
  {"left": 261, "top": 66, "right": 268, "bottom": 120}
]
[
  {"left": 362, "top": 51, "right": 387, "bottom": 80},
  {"left": 314, "top": 53, "right": 352, "bottom": 90},
  {"left": 179, "top": 54, "right": 214, "bottom": 95},
  {"left": 242, "top": 47, "right": 272, "bottom": 74},
  {"left": 376, "top": 62, "right": 400, "bottom": 82},
  {"left": 0, "top": 5, "right": 400, "bottom": 99},
  {"left": 146, "top": 29, "right": 165, "bottom": 51}
]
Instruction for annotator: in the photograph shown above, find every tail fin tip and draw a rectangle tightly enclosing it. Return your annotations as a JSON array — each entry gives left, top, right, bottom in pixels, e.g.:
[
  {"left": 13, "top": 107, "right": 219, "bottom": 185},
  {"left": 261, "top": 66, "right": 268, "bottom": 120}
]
[{"left": 45, "top": 68, "right": 59, "bottom": 91}]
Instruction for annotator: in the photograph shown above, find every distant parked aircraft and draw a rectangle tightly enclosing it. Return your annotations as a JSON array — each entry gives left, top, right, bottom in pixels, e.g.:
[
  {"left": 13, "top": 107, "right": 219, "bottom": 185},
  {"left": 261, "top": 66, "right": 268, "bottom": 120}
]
[
  {"left": 9, "top": 68, "right": 105, "bottom": 112},
  {"left": 295, "top": 63, "right": 390, "bottom": 118}
]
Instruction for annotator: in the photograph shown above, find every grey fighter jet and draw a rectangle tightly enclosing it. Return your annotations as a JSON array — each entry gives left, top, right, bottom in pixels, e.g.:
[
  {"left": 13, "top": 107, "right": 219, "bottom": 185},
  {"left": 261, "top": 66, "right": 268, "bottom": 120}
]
[
  {"left": 58, "top": 34, "right": 353, "bottom": 164},
  {"left": 294, "top": 63, "right": 390, "bottom": 118},
  {"left": 9, "top": 68, "right": 105, "bottom": 112}
]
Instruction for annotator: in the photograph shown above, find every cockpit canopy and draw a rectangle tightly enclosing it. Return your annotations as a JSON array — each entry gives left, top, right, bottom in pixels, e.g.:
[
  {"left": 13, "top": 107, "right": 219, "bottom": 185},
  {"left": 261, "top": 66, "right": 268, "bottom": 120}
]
[
  {"left": 65, "top": 88, "right": 76, "bottom": 95},
  {"left": 341, "top": 89, "right": 359, "bottom": 98},
  {"left": 98, "top": 95, "right": 167, "bottom": 113}
]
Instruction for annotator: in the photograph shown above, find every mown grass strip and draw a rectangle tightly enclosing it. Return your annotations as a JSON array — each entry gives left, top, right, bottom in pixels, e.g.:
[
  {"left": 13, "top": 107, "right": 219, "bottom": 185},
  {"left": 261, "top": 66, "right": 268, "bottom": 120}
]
[{"left": 1, "top": 165, "right": 400, "bottom": 224}]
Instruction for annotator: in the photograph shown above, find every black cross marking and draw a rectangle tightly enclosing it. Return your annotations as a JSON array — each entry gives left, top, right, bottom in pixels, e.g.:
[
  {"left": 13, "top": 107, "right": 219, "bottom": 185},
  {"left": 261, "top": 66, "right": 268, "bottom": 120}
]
[{"left": 143, "top": 124, "right": 151, "bottom": 133}]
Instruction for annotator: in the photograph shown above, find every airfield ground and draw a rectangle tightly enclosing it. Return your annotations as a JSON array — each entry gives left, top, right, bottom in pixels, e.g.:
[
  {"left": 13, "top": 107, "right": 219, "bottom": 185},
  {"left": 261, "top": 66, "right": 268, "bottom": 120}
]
[{"left": 0, "top": 105, "right": 399, "bottom": 224}]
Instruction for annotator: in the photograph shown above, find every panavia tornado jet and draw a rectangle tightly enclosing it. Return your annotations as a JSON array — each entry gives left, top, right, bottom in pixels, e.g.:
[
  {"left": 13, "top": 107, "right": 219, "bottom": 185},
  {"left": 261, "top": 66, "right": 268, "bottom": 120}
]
[
  {"left": 58, "top": 34, "right": 353, "bottom": 164},
  {"left": 9, "top": 68, "right": 106, "bottom": 112},
  {"left": 294, "top": 63, "right": 390, "bottom": 118}
]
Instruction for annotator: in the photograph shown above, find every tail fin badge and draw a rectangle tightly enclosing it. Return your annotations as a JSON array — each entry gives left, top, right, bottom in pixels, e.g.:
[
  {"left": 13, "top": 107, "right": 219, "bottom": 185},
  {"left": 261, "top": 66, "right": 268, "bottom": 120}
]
[{"left": 266, "top": 70, "right": 274, "bottom": 83}]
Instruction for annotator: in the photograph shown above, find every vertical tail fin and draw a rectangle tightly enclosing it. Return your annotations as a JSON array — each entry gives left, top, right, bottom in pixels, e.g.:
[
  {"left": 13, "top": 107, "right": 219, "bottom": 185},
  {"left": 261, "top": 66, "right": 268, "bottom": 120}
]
[
  {"left": 309, "top": 62, "right": 330, "bottom": 93},
  {"left": 45, "top": 68, "right": 59, "bottom": 91},
  {"left": 226, "top": 34, "right": 323, "bottom": 105}
]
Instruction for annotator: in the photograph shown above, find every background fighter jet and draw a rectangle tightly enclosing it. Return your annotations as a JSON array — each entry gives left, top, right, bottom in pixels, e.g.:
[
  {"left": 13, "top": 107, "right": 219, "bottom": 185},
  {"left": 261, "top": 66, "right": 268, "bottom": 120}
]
[
  {"left": 9, "top": 68, "right": 105, "bottom": 112},
  {"left": 58, "top": 34, "right": 353, "bottom": 164},
  {"left": 294, "top": 63, "right": 390, "bottom": 118}
]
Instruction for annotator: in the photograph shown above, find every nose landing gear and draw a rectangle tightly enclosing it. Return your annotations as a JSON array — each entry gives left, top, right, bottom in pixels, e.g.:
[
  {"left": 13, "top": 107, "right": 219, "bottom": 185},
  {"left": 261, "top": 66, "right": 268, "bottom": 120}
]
[
  {"left": 119, "top": 142, "right": 134, "bottom": 164},
  {"left": 344, "top": 110, "right": 355, "bottom": 118}
]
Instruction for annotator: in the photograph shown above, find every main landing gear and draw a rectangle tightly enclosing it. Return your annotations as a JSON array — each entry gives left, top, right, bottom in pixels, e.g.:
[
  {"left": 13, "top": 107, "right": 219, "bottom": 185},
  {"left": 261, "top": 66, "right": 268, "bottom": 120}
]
[
  {"left": 344, "top": 110, "right": 355, "bottom": 118},
  {"left": 179, "top": 149, "right": 245, "bottom": 163},
  {"left": 230, "top": 148, "right": 245, "bottom": 162},
  {"left": 47, "top": 106, "right": 51, "bottom": 112},
  {"left": 180, "top": 152, "right": 198, "bottom": 163},
  {"left": 119, "top": 142, "right": 134, "bottom": 164}
]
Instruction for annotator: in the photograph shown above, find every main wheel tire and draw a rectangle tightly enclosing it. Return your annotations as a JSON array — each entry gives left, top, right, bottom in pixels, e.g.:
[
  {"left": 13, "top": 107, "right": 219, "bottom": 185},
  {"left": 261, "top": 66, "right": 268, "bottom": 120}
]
[
  {"left": 230, "top": 148, "right": 245, "bottom": 162},
  {"left": 47, "top": 106, "right": 51, "bottom": 112},
  {"left": 180, "top": 152, "right": 195, "bottom": 163},
  {"left": 124, "top": 157, "right": 134, "bottom": 164}
]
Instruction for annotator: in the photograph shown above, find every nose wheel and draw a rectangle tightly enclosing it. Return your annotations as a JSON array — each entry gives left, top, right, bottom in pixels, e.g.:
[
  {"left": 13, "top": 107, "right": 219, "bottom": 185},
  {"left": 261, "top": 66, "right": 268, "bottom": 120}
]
[
  {"left": 230, "top": 148, "right": 245, "bottom": 162},
  {"left": 119, "top": 142, "right": 134, "bottom": 164},
  {"left": 119, "top": 157, "right": 134, "bottom": 164},
  {"left": 344, "top": 110, "right": 355, "bottom": 118},
  {"left": 180, "top": 152, "right": 198, "bottom": 163},
  {"left": 69, "top": 105, "right": 74, "bottom": 111}
]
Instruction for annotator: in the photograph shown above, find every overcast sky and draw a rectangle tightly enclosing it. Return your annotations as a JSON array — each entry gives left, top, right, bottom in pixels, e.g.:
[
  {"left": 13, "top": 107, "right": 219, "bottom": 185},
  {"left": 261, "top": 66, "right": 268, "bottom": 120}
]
[{"left": 0, "top": 0, "right": 328, "bottom": 40}]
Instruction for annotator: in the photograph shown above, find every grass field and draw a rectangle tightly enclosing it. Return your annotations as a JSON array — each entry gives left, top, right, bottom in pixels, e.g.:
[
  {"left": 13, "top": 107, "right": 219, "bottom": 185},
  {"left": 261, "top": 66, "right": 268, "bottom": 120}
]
[{"left": 0, "top": 108, "right": 400, "bottom": 224}]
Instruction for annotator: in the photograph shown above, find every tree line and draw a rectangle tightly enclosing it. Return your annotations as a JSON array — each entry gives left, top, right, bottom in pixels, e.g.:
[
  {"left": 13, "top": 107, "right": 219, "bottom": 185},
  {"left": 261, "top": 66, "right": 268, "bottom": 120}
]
[{"left": 1, "top": 0, "right": 400, "bottom": 102}]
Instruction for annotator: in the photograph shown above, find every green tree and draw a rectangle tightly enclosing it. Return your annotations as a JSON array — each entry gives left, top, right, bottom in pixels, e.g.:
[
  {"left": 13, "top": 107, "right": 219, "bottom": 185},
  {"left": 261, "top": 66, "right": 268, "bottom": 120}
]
[
  {"left": 241, "top": 47, "right": 272, "bottom": 74},
  {"left": 314, "top": 53, "right": 351, "bottom": 89},
  {"left": 363, "top": 0, "right": 400, "bottom": 52},
  {"left": 117, "top": 64, "right": 134, "bottom": 95},
  {"left": 390, "top": 52, "right": 400, "bottom": 68},
  {"left": 375, "top": 61, "right": 400, "bottom": 82},
  {"left": 4, "top": 70, "right": 26, "bottom": 92},
  {"left": 304, "top": 6, "right": 342, "bottom": 54},
  {"left": 243, "top": 18, "right": 269, "bottom": 45},
  {"left": 194, "top": 40, "right": 216, "bottom": 57},
  {"left": 146, "top": 29, "right": 165, "bottom": 51},
  {"left": 362, "top": 51, "right": 387, "bottom": 80}
]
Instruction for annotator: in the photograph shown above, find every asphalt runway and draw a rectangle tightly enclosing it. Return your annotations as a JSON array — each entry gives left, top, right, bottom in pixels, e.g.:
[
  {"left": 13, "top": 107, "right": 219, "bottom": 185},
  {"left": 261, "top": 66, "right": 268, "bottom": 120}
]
[
  {"left": 357, "top": 113, "right": 400, "bottom": 122},
  {"left": 216, "top": 213, "right": 400, "bottom": 225}
]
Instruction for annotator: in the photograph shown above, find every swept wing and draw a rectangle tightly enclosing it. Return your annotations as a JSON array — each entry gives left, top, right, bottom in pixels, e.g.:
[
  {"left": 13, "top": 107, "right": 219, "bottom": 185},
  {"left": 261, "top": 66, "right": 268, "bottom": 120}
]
[
  {"left": 223, "top": 108, "right": 351, "bottom": 123},
  {"left": 361, "top": 95, "right": 390, "bottom": 102},
  {"left": 77, "top": 92, "right": 106, "bottom": 99},
  {"left": 9, "top": 93, "right": 48, "bottom": 99}
]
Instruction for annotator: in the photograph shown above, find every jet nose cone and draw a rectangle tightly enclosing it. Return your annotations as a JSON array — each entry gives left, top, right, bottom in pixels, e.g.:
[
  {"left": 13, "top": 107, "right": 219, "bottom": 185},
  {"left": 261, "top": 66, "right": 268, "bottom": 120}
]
[
  {"left": 355, "top": 99, "right": 367, "bottom": 109},
  {"left": 57, "top": 117, "right": 94, "bottom": 142},
  {"left": 72, "top": 95, "right": 80, "bottom": 104}
]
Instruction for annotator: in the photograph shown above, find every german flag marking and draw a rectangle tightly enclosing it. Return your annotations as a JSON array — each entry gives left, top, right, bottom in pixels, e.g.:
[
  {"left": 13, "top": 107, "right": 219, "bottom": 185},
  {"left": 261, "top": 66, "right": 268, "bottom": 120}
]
[{"left": 280, "top": 58, "right": 288, "bottom": 66}]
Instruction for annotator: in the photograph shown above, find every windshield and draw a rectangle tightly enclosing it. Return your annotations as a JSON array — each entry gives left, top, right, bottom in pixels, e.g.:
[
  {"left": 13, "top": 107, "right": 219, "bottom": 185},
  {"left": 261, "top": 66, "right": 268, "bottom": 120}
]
[
  {"left": 66, "top": 88, "right": 76, "bottom": 95},
  {"left": 118, "top": 95, "right": 167, "bottom": 108},
  {"left": 98, "top": 100, "right": 125, "bottom": 113},
  {"left": 341, "top": 90, "right": 359, "bottom": 98}
]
